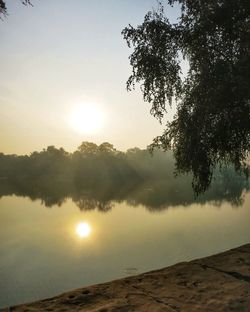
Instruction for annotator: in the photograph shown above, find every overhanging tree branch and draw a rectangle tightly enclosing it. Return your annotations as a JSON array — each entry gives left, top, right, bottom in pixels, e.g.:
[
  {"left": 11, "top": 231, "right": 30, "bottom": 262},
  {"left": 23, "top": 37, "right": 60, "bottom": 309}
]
[{"left": 122, "top": 0, "right": 250, "bottom": 195}]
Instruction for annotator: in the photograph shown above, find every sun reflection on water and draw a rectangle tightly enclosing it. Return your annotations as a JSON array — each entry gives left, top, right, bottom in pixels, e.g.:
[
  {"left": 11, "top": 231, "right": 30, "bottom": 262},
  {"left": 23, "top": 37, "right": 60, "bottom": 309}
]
[{"left": 76, "top": 222, "right": 91, "bottom": 238}]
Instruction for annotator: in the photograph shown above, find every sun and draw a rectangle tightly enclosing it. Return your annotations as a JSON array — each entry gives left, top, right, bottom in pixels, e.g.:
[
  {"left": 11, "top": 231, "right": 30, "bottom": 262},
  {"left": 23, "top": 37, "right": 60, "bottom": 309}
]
[
  {"left": 76, "top": 222, "right": 91, "bottom": 238},
  {"left": 69, "top": 103, "right": 104, "bottom": 134}
]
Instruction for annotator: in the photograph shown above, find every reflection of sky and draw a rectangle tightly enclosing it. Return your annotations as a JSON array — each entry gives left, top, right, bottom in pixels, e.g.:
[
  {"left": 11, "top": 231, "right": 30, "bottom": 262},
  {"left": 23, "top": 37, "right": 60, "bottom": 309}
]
[
  {"left": 0, "top": 194, "right": 250, "bottom": 308},
  {"left": 0, "top": 0, "right": 184, "bottom": 155}
]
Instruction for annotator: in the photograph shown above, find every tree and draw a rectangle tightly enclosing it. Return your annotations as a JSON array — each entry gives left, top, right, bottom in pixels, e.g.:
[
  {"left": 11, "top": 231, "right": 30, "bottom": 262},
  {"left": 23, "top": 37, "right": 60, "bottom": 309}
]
[
  {"left": 77, "top": 141, "right": 99, "bottom": 156},
  {"left": 0, "top": 0, "right": 32, "bottom": 16},
  {"left": 98, "top": 142, "right": 116, "bottom": 155},
  {"left": 122, "top": 0, "right": 250, "bottom": 194},
  {"left": 0, "top": 0, "right": 6, "bottom": 16}
]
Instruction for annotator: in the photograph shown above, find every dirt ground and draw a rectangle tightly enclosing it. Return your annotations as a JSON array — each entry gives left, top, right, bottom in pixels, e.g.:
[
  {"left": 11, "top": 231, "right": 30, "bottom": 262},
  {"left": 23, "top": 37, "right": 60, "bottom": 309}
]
[{"left": 2, "top": 244, "right": 250, "bottom": 312}]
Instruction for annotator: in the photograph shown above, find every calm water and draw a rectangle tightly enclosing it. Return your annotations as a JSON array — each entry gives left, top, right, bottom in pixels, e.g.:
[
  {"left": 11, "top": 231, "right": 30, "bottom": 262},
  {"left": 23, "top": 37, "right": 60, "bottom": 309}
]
[{"left": 0, "top": 191, "right": 250, "bottom": 308}]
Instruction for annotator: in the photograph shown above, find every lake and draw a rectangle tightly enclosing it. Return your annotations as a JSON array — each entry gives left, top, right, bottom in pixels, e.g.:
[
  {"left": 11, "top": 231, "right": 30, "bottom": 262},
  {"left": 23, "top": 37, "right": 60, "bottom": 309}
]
[{"left": 0, "top": 186, "right": 250, "bottom": 308}]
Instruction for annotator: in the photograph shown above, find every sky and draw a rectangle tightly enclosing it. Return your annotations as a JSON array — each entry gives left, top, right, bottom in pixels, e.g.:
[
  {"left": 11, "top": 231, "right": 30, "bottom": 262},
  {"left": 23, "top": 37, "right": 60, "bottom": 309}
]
[{"left": 0, "top": 0, "right": 180, "bottom": 155}]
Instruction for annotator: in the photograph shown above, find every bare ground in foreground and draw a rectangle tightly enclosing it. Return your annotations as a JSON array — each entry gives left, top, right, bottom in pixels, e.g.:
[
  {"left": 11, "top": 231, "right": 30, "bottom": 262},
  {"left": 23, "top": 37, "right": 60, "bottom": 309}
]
[{"left": 2, "top": 244, "right": 250, "bottom": 312}]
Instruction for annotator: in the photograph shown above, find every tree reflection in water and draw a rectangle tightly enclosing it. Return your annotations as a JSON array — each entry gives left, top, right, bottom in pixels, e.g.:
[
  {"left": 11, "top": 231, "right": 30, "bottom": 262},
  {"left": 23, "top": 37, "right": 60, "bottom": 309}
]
[{"left": 0, "top": 145, "right": 249, "bottom": 211}]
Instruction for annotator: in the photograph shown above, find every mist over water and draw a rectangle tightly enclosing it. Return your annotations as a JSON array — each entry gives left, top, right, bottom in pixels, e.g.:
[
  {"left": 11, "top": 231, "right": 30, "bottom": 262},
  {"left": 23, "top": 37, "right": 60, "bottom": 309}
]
[
  {"left": 0, "top": 144, "right": 249, "bottom": 210},
  {"left": 0, "top": 146, "right": 249, "bottom": 308}
]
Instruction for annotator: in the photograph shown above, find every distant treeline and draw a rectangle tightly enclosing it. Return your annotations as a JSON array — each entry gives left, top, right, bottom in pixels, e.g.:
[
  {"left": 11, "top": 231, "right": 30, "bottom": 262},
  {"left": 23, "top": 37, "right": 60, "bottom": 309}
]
[{"left": 0, "top": 142, "right": 249, "bottom": 211}]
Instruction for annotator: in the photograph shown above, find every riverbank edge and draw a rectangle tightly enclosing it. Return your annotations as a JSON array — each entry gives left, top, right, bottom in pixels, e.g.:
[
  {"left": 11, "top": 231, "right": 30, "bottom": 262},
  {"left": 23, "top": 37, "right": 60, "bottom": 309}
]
[{"left": 3, "top": 244, "right": 250, "bottom": 311}]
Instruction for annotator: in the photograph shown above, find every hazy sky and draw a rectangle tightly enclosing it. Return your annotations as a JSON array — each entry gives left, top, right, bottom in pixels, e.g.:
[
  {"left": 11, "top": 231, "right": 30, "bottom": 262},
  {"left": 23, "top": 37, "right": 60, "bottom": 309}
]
[{"left": 0, "top": 0, "right": 180, "bottom": 155}]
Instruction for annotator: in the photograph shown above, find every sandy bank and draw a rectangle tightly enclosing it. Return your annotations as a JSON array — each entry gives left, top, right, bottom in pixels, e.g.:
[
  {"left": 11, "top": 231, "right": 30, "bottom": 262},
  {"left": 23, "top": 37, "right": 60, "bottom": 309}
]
[{"left": 2, "top": 244, "right": 250, "bottom": 311}]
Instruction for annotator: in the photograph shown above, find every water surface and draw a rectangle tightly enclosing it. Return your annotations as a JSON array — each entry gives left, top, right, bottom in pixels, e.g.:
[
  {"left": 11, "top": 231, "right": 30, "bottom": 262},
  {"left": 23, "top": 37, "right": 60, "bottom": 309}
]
[{"left": 0, "top": 189, "right": 250, "bottom": 308}]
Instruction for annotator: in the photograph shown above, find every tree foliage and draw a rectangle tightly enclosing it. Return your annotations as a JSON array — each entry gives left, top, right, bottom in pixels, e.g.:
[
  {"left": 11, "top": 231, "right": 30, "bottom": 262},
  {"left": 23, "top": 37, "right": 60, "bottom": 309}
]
[
  {"left": 122, "top": 0, "right": 250, "bottom": 194},
  {"left": 0, "top": 0, "right": 32, "bottom": 16},
  {"left": 0, "top": 142, "right": 248, "bottom": 210}
]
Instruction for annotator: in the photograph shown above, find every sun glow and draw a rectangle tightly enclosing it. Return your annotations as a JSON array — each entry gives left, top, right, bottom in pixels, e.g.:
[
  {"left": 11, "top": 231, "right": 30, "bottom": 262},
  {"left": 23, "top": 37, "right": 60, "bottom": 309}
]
[
  {"left": 76, "top": 222, "right": 91, "bottom": 238},
  {"left": 69, "top": 103, "right": 104, "bottom": 134}
]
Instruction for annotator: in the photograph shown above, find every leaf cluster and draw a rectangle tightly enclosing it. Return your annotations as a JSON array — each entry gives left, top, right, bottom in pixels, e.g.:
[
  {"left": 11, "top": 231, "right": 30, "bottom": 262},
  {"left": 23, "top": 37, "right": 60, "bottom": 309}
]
[
  {"left": 122, "top": 0, "right": 250, "bottom": 194},
  {"left": 0, "top": 0, "right": 32, "bottom": 17}
]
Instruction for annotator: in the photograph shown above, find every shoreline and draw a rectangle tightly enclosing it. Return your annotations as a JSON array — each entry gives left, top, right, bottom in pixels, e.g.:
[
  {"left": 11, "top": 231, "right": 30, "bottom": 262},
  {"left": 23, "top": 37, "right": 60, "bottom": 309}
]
[{"left": 2, "top": 244, "right": 250, "bottom": 311}]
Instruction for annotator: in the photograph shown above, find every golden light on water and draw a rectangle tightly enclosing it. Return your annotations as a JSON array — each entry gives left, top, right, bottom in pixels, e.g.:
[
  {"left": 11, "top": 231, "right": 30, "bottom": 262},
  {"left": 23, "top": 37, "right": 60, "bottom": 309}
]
[
  {"left": 69, "top": 103, "right": 104, "bottom": 134},
  {"left": 76, "top": 222, "right": 91, "bottom": 238}
]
